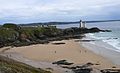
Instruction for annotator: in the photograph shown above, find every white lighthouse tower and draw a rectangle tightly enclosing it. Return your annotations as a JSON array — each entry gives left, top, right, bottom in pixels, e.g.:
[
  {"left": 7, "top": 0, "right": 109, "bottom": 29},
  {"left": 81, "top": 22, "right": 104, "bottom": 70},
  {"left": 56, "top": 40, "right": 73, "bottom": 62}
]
[{"left": 80, "top": 20, "right": 86, "bottom": 28}]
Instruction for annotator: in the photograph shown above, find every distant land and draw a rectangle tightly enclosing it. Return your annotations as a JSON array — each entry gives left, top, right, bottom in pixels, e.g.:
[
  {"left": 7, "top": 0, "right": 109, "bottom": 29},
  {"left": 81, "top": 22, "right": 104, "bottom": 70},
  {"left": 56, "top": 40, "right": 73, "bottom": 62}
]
[{"left": 18, "top": 19, "right": 120, "bottom": 26}]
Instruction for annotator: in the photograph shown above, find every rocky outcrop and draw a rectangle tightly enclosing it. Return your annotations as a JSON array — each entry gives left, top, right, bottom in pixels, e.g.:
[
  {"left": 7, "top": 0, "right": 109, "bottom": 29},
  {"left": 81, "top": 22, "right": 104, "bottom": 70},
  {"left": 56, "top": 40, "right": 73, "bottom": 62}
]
[
  {"left": 52, "top": 60, "right": 94, "bottom": 73},
  {"left": 52, "top": 60, "right": 74, "bottom": 65},
  {"left": 101, "top": 69, "right": 120, "bottom": 73},
  {"left": 0, "top": 23, "right": 111, "bottom": 48}
]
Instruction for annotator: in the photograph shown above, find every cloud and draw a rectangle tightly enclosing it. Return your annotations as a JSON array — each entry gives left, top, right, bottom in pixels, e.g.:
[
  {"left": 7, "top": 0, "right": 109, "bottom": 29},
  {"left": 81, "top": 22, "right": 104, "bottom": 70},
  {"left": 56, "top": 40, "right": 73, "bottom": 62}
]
[{"left": 0, "top": 0, "right": 120, "bottom": 23}]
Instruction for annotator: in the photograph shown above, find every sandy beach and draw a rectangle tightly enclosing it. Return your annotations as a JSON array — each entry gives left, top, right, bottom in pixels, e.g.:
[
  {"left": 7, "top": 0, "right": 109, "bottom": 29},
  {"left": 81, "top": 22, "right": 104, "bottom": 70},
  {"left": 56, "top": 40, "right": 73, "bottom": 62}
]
[
  {"left": 0, "top": 39, "right": 120, "bottom": 73},
  {"left": 1, "top": 39, "right": 120, "bottom": 73}
]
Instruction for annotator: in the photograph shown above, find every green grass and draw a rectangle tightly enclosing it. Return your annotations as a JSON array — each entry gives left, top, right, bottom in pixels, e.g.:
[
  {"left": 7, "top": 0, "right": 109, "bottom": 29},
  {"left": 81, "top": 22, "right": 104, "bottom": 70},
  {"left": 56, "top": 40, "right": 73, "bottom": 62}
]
[{"left": 0, "top": 55, "right": 51, "bottom": 73}]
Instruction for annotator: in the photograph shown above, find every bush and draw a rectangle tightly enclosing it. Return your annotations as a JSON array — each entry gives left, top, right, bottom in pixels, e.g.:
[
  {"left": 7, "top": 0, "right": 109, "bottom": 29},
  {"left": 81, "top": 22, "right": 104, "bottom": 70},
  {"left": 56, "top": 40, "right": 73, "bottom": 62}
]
[
  {"left": 19, "top": 27, "right": 36, "bottom": 41},
  {"left": 2, "top": 23, "right": 20, "bottom": 30},
  {"left": 0, "top": 28, "right": 19, "bottom": 43}
]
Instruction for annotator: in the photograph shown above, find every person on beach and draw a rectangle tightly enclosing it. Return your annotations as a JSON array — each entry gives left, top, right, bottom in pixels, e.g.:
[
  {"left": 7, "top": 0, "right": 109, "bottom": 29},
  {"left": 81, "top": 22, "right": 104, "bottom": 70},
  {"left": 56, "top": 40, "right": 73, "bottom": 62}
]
[{"left": 55, "top": 51, "right": 56, "bottom": 53}]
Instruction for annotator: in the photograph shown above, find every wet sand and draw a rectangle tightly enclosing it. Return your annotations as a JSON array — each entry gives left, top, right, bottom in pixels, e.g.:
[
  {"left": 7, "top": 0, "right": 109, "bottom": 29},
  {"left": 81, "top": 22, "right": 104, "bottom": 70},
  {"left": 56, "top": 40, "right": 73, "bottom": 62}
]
[{"left": 82, "top": 39, "right": 120, "bottom": 65}]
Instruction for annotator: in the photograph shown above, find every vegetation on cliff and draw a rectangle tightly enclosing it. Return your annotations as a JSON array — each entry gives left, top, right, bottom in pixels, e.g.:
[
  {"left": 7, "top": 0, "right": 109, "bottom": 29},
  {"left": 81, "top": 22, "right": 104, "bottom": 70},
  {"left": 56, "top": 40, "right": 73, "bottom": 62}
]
[
  {"left": 0, "top": 55, "right": 51, "bottom": 73},
  {"left": 0, "top": 23, "right": 110, "bottom": 48}
]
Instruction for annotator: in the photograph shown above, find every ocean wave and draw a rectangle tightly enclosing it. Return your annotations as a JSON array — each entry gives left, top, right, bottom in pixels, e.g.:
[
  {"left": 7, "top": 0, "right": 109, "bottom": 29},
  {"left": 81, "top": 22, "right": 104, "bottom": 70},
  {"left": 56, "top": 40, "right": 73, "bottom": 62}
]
[
  {"left": 85, "top": 33, "right": 99, "bottom": 39},
  {"left": 86, "top": 33, "right": 120, "bottom": 52},
  {"left": 86, "top": 33, "right": 109, "bottom": 40},
  {"left": 103, "top": 39, "right": 120, "bottom": 52}
]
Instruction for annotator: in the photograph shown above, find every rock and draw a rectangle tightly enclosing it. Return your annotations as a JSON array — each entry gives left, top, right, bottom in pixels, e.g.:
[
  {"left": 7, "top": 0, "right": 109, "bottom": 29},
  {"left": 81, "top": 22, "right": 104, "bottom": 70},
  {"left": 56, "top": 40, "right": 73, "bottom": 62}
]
[
  {"left": 78, "top": 40, "right": 95, "bottom": 42},
  {"left": 60, "top": 62, "right": 94, "bottom": 73},
  {"left": 72, "top": 68, "right": 93, "bottom": 73},
  {"left": 113, "top": 38, "right": 118, "bottom": 39},
  {"left": 52, "top": 42, "right": 65, "bottom": 45},
  {"left": 52, "top": 60, "right": 74, "bottom": 65},
  {"left": 101, "top": 69, "right": 120, "bottom": 73},
  {"left": 101, "top": 30, "right": 112, "bottom": 32},
  {"left": 80, "top": 62, "right": 94, "bottom": 68},
  {"left": 89, "top": 27, "right": 101, "bottom": 32},
  {"left": 112, "top": 66, "right": 117, "bottom": 68}
]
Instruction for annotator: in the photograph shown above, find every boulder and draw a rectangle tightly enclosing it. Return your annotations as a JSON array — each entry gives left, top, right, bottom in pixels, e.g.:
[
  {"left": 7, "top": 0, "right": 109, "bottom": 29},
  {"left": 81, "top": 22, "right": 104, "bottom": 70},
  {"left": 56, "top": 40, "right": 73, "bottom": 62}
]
[{"left": 52, "top": 60, "right": 74, "bottom": 65}]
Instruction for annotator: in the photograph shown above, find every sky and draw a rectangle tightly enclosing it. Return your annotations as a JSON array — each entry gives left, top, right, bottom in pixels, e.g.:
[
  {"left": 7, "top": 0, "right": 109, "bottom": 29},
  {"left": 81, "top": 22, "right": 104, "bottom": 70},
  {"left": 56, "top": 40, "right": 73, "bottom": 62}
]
[{"left": 0, "top": 0, "right": 120, "bottom": 24}]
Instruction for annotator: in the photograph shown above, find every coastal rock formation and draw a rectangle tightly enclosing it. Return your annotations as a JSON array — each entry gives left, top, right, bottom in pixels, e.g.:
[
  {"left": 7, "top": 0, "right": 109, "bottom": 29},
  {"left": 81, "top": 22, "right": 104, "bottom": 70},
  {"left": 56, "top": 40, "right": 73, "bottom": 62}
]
[
  {"left": 53, "top": 61, "right": 94, "bottom": 73},
  {"left": 52, "top": 60, "right": 74, "bottom": 65},
  {"left": 0, "top": 23, "right": 111, "bottom": 48},
  {"left": 101, "top": 69, "right": 120, "bottom": 73},
  {"left": 73, "top": 68, "right": 92, "bottom": 73}
]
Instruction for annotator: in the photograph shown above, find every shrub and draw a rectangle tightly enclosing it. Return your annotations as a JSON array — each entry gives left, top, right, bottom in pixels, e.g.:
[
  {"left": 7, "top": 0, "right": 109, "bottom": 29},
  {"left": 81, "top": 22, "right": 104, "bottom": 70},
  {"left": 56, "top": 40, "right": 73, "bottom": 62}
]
[
  {"left": 19, "top": 27, "right": 35, "bottom": 41},
  {"left": 0, "top": 28, "right": 19, "bottom": 43},
  {"left": 2, "top": 23, "right": 20, "bottom": 30},
  {"left": 0, "top": 55, "right": 51, "bottom": 73}
]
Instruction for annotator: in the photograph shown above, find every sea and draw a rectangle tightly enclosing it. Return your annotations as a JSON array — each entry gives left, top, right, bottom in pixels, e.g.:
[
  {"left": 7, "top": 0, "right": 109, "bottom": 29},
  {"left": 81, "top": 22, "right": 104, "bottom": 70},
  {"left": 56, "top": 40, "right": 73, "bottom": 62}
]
[
  {"left": 56, "top": 21, "right": 120, "bottom": 65},
  {"left": 57, "top": 21, "right": 120, "bottom": 53},
  {"left": 85, "top": 21, "right": 120, "bottom": 53}
]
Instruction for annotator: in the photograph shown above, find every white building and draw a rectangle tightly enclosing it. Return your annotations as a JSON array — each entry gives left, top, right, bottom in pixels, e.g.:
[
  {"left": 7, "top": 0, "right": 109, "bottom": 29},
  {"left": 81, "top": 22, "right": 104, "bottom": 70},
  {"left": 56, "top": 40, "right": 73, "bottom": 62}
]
[{"left": 80, "top": 20, "right": 86, "bottom": 28}]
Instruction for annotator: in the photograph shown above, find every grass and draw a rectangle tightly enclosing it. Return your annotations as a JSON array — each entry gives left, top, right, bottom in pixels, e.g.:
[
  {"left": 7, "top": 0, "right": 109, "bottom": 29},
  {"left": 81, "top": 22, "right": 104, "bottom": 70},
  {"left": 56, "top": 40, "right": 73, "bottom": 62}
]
[{"left": 0, "top": 55, "right": 51, "bottom": 73}]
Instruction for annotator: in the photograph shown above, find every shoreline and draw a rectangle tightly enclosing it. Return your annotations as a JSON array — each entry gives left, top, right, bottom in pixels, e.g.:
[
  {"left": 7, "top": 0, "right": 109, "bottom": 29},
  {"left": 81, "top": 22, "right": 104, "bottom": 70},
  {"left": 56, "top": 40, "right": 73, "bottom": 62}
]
[
  {"left": 81, "top": 38, "right": 120, "bottom": 66},
  {"left": 81, "top": 33, "right": 120, "bottom": 65},
  {"left": 0, "top": 39, "right": 120, "bottom": 73}
]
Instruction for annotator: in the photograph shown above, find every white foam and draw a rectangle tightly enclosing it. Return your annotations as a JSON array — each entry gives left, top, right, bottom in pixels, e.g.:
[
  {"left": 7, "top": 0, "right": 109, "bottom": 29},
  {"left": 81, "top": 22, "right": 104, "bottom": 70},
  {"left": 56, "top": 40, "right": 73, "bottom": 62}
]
[
  {"left": 103, "top": 39, "right": 120, "bottom": 52},
  {"left": 86, "top": 33, "right": 120, "bottom": 53},
  {"left": 86, "top": 33, "right": 109, "bottom": 40},
  {"left": 85, "top": 33, "right": 99, "bottom": 39},
  {"left": 89, "top": 42, "right": 95, "bottom": 45}
]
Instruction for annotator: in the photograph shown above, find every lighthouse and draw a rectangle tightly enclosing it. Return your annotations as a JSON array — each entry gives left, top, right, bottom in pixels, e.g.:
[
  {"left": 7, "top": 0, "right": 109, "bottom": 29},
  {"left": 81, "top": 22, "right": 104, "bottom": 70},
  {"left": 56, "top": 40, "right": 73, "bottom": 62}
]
[{"left": 80, "top": 20, "right": 86, "bottom": 28}]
